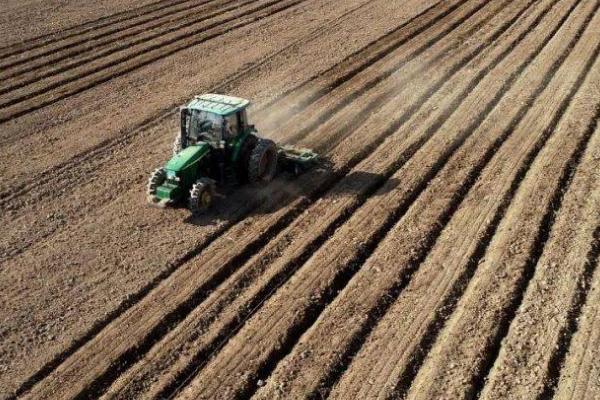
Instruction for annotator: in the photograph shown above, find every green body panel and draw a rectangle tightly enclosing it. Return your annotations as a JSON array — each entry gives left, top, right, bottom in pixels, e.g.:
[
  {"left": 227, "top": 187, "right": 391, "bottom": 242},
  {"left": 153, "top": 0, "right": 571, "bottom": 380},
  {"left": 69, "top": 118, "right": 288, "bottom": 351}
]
[
  {"left": 156, "top": 182, "right": 181, "bottom": 201},
  {"left": 156, "top": 144, "right": 210, "bottom": 201},
  {"left": 165, "top": 143, "right": 210, "bottom": 171}
]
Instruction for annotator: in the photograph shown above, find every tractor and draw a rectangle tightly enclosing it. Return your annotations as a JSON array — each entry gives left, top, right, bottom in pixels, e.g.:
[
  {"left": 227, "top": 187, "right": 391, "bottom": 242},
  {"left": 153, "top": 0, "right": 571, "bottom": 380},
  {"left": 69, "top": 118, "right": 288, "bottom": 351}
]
[{"left": 147, "top": 94, "right": 317, "bottom": 215}]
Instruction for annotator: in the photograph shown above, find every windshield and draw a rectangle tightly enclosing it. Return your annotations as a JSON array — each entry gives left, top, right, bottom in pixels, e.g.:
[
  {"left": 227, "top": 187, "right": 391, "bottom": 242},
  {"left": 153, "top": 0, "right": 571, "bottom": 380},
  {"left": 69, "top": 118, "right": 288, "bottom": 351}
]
[{"left": 184, "top": 109, "right": 223, "bottom": 142}]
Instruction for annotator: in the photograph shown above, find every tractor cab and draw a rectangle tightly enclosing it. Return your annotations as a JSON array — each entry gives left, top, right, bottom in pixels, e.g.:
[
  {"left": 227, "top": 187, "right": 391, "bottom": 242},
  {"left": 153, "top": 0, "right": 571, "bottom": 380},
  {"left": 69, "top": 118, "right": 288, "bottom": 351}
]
[{"left": 179, "top": 94, "right": 251, "bottom": 150}]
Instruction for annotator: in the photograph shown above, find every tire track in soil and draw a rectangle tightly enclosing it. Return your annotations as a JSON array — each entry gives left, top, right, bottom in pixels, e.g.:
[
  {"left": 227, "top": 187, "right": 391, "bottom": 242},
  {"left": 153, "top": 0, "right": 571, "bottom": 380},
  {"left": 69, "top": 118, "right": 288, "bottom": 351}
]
[
  {"left": 0, "top": 0, "right": 452, "bottom": 204},
  {"left": 0, "top": 0, "right": 309, "bottom": 123},
  {"left": 0, "top": 0, "right": 248, "bottom": 90},
  {"left": 14, "top": 0, "right": 502, "bottom": 396},
  {"left": 252, "top": 0, "right": 452, "bottom": 120},
  {"left": 250, "top": 1, "right": 584, "bottom": 399},
  {"left": 0, "top": 0, "right": 453, "bottom": 267},
  {"left": 324, "top": 0, "right": 592, "bottom": 393},
  {"left": 0, "top": 0, "right": 206, "bottom": 59},
  {"left": 0, "top": 7, "right": 460, "bottom": 390},
  {"left": 262, "top": 0, "right": 497, "bottom": 180},
  {"left": 2, "top": 0, "right": 403, "bottom": 391},
  {"left": 0, "top": 0, "right": 496, "bottom": 260},
  {"left": 172, "top": 2, "right": 575, "bottom": 399},
  {"left": 402, "top": 9, "right": 600, "bottom": 399},
  {"left": 259, "top": 0, "right": 493, "bottom": 151},
  {"left": 0, "top": 0, "right": 229, "bottom": 76},
  {"left": 0, "top": 0, "right": 371, "bottom": 149},
  {"left": 555, "top": 222, "right": 600, "bottom": 400},
  {"left": 479, "top": 111, "right": 600, "bottom": 399},
  {"left": 98, "top": 1, "right": 538, "bottom": 398},
  {"left": 0, "top": 0, "right": 467, "bottom": 263}
]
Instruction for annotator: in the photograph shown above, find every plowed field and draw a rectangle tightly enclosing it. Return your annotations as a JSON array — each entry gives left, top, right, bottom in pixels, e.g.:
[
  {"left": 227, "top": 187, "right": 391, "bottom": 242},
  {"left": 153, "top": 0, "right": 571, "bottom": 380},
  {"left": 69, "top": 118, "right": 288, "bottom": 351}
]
[{"left": 1, "top": 0, "right": 599, "bottom": 399}]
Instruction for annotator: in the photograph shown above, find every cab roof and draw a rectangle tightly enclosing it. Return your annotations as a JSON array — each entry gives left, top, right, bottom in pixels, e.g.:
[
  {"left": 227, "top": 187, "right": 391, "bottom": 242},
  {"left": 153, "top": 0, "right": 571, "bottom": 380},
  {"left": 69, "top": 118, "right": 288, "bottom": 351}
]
[{"left": 185, "top": 94, "right": 250, "bottom": 116}]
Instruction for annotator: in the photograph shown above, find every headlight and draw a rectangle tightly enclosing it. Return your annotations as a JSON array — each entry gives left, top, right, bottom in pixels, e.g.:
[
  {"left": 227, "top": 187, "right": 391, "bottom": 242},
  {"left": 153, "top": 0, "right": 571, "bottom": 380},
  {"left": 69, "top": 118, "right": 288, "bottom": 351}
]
[{"left": 166, "top": 171, "right": 180, "bottom": 181}]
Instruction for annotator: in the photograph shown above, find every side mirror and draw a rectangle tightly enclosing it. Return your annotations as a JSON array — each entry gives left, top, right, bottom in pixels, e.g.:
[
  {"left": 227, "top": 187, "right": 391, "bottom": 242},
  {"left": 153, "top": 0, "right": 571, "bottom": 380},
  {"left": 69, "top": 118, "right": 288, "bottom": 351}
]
[{"left": 180, "top": 108, "right": 190, "bottom": 146}]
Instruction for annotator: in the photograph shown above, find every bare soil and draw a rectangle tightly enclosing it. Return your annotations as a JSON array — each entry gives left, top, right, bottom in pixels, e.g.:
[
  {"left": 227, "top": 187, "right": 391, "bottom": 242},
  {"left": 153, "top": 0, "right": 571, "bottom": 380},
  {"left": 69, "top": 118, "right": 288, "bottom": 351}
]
[{"left": 0, "top": 0, "right": 598, "bottom": 398}]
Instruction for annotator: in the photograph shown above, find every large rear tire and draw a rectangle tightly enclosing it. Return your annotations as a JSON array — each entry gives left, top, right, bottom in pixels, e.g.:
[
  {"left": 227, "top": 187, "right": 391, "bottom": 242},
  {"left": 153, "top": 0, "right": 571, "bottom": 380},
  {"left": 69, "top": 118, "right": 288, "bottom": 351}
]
[
  {"left": 189, "top": 178, "right": 215, "bottom": 215},
  {"left": 247, "top": 138, "right": 277, "bottom": 183}
]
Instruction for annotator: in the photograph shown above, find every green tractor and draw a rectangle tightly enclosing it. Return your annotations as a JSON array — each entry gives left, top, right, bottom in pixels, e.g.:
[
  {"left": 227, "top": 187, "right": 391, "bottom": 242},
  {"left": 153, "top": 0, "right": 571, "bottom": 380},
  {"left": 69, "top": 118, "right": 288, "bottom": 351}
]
[{"left": 147, "top": 94, "right": 317, "bottom": 215}]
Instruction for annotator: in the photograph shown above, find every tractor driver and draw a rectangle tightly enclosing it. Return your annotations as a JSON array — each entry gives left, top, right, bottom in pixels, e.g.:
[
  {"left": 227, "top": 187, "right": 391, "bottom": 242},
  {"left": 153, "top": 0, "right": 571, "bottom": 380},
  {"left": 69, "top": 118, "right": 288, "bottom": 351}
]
[
  {"left": 188, "top": 110, "right": 222, "bottom": 144},
  {"left": 209, "top": 119, "right": 224, "bottom": 146},
  {"left": 212, "top": 117, "right": 227, "bottom": 183},
  {"left": 213, "top": 116, "right": 238, "bottom": 183},
  {"left": 223, "top": 114, "right": 238, "bottom": 140}
]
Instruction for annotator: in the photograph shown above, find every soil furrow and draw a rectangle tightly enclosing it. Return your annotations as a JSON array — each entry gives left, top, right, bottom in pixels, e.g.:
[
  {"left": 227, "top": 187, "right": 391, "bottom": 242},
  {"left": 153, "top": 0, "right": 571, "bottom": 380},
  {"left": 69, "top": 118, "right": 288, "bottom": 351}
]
[
  {"left": 0, "top": 0, "right": 293, "bottom": 107},
  {"left": 249, "top": 1, "right": 586, "bottom": 398},
  {"left": 0, "top": 0, "right": 308, "bottom": 123},
  {"left": 0, "top": 0, "right": 202, "bottom": 59},
  {"left": 0, "top": 0, "right": 458, "bottom": 150},
  {"left": 262, "top": 0, "right": 495, "bottom": 149},
  {"left": 97, "top": 1, "right": 540, "bottom": 397},
  {"left": 13, "top": 104, "right": 385, "bottom": 397},
  {"left": 325, "top": 2, "right": 598, "bottom": 398},
  {"left": 253, "top": 0, "right": 454, "bottom": 119},
  {"left": 555, "top": 222, "right": 600, "bottom": 400},
  {"left": 173, "top": 2, "right": 580, "bottom": 399},
  {"left": 478, "top": 112, "right": 600, "bottom": 399},
  {"left": 0, "top": 0, "right": 455, "bottom": 200},
  {"left": 0, "top": 0, "right": 476, "bottom": 254},
  {"left": 0, "top": 0, "right": 477, "bottom": 269},
  {"left": 1, "top": 1, "right": 435, "bottom": 395},
  {"left": 0, "top": 0, "right": 230, "bottom": 76},
  {"left": 402, "top": 11, "right": 600, "bottom": 399},
  {"left": 15, "top": 1, "right": 511, "bottom": 396},
  {"left": 0, "top": 0, "right": 247, "bottom": 90},
  {"left": 1, "top": 1, "right": 596, "bottom": 399}
]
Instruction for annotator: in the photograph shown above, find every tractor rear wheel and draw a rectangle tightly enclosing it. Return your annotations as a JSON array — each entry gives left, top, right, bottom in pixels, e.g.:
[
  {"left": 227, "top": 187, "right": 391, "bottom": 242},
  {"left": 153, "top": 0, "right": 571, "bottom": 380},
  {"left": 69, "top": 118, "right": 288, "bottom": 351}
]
[
  {"left": 189, "top": 178, "right": 215, "bottom": 215},
  {"left": 248, "top": 138, "right": 277, "bottom": 183},
  {"left": 147, "top": 168, "right": 166, "bottom": 200}
]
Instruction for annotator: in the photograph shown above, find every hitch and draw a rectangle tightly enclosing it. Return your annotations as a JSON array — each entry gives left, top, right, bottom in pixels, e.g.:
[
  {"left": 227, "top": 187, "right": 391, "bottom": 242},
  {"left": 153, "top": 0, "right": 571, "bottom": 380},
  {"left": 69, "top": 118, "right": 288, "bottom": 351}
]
[{"left": 278, "top": 145, "right": 319, "bottom": 175}]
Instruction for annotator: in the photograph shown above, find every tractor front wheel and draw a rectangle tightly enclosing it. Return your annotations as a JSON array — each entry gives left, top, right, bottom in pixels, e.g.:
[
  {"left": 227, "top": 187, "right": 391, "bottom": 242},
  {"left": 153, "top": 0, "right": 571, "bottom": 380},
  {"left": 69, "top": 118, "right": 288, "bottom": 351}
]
[
  {"left": 248, "top": 138, "right": 277, "bottom": 183},
  {"left": 147, "top": 168, "right": 166, "bottom": 201},
  {"left": 189, "top": 178, "right": 215, "bottom": 215}
]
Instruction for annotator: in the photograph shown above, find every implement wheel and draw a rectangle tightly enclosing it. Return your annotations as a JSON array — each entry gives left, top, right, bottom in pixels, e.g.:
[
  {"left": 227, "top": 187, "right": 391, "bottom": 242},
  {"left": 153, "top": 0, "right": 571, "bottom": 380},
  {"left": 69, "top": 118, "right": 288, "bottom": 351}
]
[
  {"left": 248, "top": 138, "right": 277, "bottom": 183},
  {"left": 189, "top": 178, "right": 215, "bottom": 215}
]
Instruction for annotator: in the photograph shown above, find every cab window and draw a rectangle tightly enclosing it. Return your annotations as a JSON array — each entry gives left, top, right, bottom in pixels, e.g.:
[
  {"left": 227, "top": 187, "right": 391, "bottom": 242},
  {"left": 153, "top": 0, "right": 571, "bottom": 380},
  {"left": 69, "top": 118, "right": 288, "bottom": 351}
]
[{"left": 225, "top": 114, "right": 239, "bottom": 138}]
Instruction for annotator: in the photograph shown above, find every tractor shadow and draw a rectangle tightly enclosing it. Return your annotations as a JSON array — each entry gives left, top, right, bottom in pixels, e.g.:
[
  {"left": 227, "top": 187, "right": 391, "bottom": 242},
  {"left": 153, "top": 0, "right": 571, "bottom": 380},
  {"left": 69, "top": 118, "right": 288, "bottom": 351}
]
[{"left": 184, "top": 157, "right": 401, "bottom": 227}]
